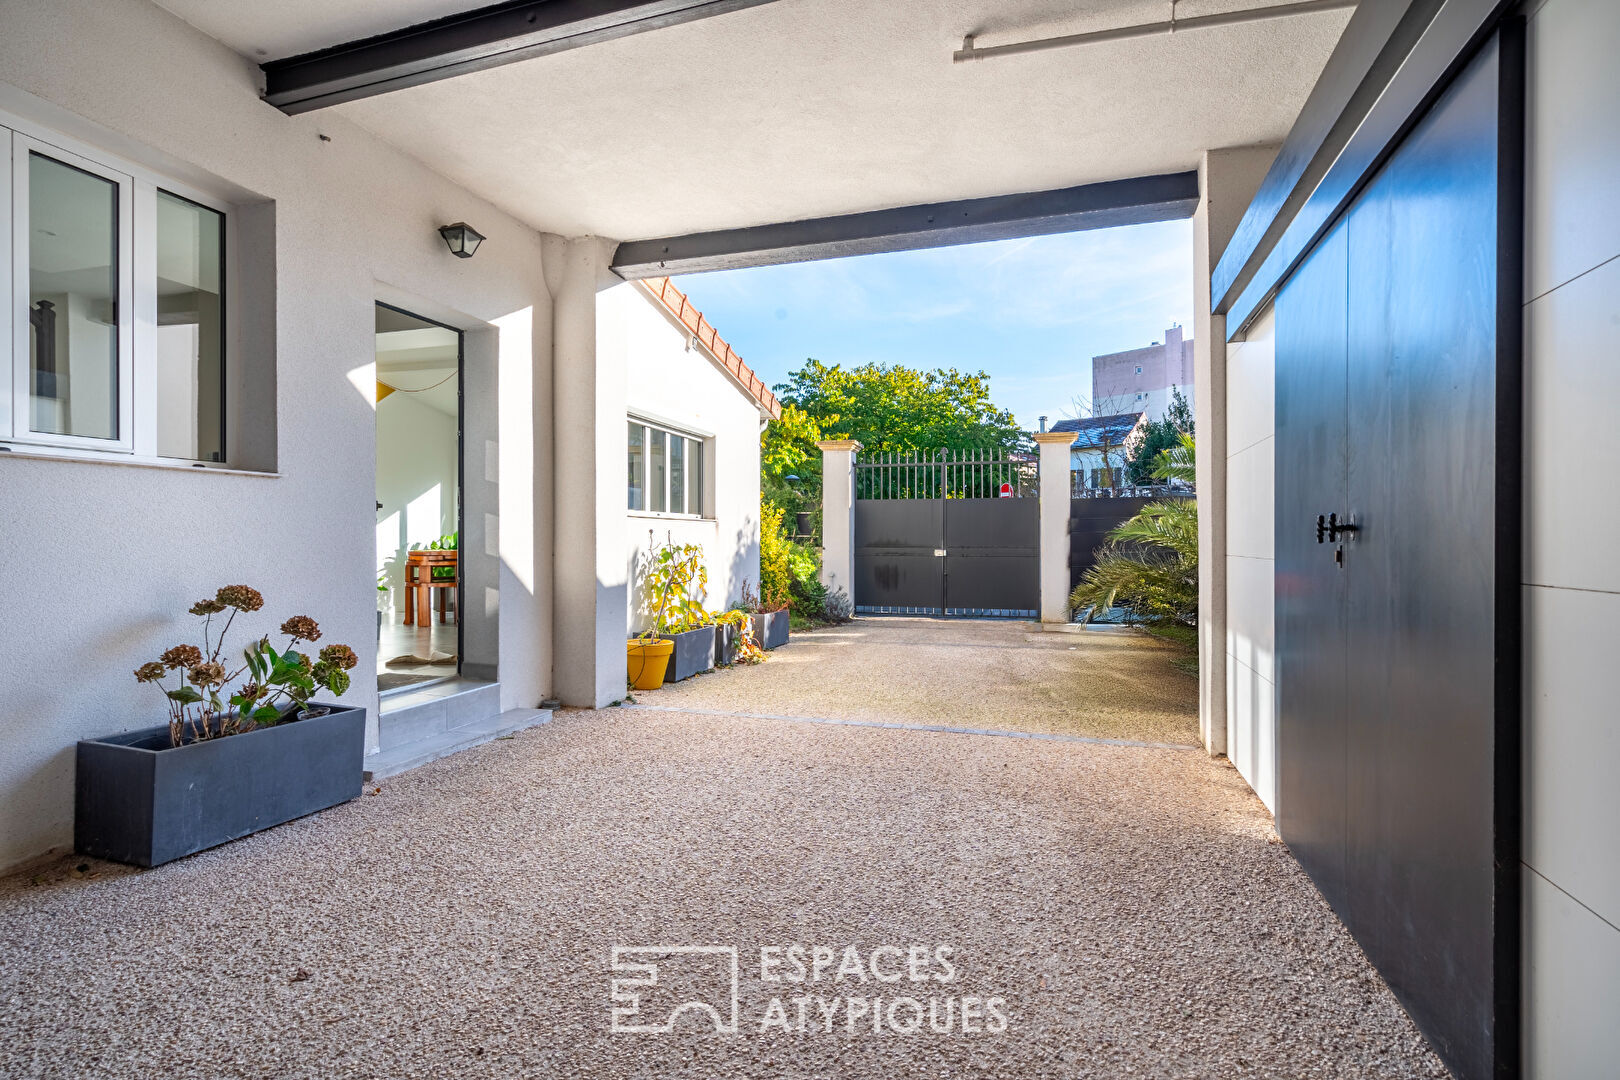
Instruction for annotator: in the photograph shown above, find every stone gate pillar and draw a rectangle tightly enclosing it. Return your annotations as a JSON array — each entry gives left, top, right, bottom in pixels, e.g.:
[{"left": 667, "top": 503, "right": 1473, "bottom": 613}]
[
  {"left": 1034, "top": 431, "right": 1078, "bottom": 624},
  {"left": 817, "top": 440, "right": 861, "bottom": 604}
]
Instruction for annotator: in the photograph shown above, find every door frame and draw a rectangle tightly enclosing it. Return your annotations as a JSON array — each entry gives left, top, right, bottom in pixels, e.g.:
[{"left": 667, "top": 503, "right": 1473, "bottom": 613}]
[{"left": 375, "top": 299, "right": 465, "bottom": 689}]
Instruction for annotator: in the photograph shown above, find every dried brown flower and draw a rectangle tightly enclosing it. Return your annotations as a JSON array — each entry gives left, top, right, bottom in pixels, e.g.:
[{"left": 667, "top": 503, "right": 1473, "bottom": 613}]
[
  {"left": 161, "top": 644, "right": 203, "bottom": 670},
  {"left": 237, "top": 681, "right": 264, "bottom": 703},
  {"left": 215, "top": 585, "right": 264, "bottom": 612},
  {"left": 188, "top": 662, "right": 227, "bottom": 688},
  {"left": 188, "top": 598, "right": 228, "bottom": 616},
  {"left": 134, "top": 661, "right": 167, "bottom": 683},
  {"left": 319, "top": 644, "right": 359, "bottom": 671},
  {"left": 279, "top": 615, "right": 321, "bottom": 642}
]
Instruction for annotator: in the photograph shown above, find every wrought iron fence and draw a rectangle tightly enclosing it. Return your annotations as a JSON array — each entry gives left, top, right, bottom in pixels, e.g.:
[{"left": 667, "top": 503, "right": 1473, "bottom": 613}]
[
  {"left": 856, "top": 448, "right": 1036, "bottom": 500},
  {"left": 1070, "top": 472, "right": 1193, "bottom": 499}
]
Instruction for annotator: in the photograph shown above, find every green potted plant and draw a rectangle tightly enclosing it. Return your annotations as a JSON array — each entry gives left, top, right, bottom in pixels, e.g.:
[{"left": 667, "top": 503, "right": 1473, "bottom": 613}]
[
  {"left": 633, "top": 541, "right": 714, "bottom": 685},
  {"left": 76, "top": 585, "right": 363, "bottom": 868},
  {"left": 754, "top": 501, "right": 793, "bottom": 649}
]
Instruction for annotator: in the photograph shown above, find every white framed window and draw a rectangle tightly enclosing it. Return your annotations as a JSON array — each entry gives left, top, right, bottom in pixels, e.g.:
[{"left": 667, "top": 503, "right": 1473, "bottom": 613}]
[
  {"left": 2, "top": 114, "right": 233, "bottom": 465},
  {"left": 628, "top": 417, "right": 706, "bottom": 517}
]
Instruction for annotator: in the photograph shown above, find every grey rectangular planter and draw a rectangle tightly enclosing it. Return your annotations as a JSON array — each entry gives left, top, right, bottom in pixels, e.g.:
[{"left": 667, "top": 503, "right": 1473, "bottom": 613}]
[
  {"left": 752, "top": 611, "right": 790, "bottom": 650},
  {"left": 715, "top": 622, "right": 738, "bottom": 665},
  {"left": 75, "top": 703, "right": 365, "bottom": 868},
  {"left": 666, "top": 625, "right": 716, "bottom": 682}
]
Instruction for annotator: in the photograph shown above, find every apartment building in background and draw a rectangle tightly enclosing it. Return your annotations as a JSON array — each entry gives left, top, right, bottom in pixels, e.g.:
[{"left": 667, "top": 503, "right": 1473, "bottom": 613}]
[{"left": 1092, "top": 325, "right": 1194, "bottom": 421}]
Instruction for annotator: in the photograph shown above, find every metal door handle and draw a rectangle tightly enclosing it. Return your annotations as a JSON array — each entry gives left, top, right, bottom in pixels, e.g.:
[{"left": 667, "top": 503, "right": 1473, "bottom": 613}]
[{"left": 1316, "top": 512, "right": 1359, "bottom": 543}]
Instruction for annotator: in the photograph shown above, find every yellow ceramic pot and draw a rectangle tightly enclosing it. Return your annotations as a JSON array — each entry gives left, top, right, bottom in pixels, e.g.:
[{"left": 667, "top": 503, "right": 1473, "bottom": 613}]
[{"left": 626, "top": 638, "right": 675, "bottom": 690}]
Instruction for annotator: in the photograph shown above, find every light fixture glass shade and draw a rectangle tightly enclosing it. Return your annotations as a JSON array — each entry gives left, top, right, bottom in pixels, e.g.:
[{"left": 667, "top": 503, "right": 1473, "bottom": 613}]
[{"left": 438, "top": 222, "right": 485, "bottom": 258}]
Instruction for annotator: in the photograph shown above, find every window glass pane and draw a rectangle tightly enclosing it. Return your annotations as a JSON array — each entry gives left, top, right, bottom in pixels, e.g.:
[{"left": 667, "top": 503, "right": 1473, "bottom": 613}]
[
  {"left": 689, "top": 437, "right": 704, "bottom": 517},
  {"left": 627, "top": 422, "right": 644, "bottom": 510},
  {"left": 155, "top": 191, "right": 225, "bottom": 460},
  {"left": 28, "top": 152, "right": 119, "bottom": 440},
  {"left": 649, "top": 429, "right": 667, "bottom": 512},
  {"left": 669, "top": 435, "right": 686, "bottom": 515}
]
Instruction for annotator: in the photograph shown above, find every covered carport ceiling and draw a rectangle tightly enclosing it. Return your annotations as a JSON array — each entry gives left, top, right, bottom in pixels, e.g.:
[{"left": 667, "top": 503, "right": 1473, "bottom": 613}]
[{"left": 153, "top": 0, "right": 1351, "bottom": 242}]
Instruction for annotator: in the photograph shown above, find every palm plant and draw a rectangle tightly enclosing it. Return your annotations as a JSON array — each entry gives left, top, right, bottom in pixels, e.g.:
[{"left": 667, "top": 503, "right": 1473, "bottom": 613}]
[
  {"left": 1152, "top": 431, "right": 1196, "bottom": 484},
  {"left": 1069, "top": 500, "right": 1198, "bottom": 624}
]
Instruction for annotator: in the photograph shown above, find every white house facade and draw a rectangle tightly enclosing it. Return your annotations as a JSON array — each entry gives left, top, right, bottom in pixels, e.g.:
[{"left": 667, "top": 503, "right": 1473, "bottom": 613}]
[
  {"left": 617, "top": 278, "right": 774, "bottom": 633},
  {"left": 0, "top": 0, "right": 782, "bottom": 871},
  {"left": 1051, "top": 412, "right": 1148, "bottom": 490},
  {"left": 0, "top": 0, "right": 1615, "bottom": 1073}
]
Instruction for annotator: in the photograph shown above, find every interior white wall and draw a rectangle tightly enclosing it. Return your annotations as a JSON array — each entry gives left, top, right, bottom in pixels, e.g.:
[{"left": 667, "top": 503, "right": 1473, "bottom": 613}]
[
  {"left": 0, "top": 0, "right": 555, "bottom": 872},
  {"left": 611, "top": 286, "right": 762, "bottom": 632},
  {"left": 374, "top": 392, "right": 458, "bottom": 608},
  {"left": 1222, "top": 304, "right": 1276, "bottom": 813},
  {"left": 1520, "top": 0, "right": 1620, "bottom": 1072}
]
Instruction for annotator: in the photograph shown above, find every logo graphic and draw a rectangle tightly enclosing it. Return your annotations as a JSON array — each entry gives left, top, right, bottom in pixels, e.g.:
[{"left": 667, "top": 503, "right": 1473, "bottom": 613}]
[{"left": 610, "top": 946, "right": 740, "bottom": 1034}]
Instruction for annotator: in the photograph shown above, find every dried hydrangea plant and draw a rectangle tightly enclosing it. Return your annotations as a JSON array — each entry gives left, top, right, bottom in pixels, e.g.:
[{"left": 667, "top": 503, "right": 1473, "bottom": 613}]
[{"left": 134, "top": 585, "right": 357, "bottom": 747}]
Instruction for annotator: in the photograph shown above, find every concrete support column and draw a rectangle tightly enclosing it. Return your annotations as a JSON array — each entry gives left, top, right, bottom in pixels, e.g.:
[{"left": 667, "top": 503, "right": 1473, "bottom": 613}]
[
  {"left": 817, "top": 440, "right": 861, "bottom": 602},
  {"left": 1194, "top": 146, "right": 1278, "bottom": 757},
  {"left": 1035, "top": 431, "right": 1078, "bottom": 624},
  {"left": 550, "top": 237, "right": 627, "bottom": 708}
]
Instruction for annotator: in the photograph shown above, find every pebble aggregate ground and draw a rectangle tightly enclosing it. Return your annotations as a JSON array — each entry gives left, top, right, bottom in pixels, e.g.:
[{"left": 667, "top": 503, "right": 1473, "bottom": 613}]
[{"left": 0, "top": 619, "right": 1447, "bottom": 1079}]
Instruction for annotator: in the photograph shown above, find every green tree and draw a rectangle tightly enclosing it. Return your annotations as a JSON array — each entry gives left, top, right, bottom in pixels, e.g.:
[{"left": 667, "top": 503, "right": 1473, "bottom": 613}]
[
  {"left": 761, "top": 402, "right": 822, "bottom": 520},
  {"left": 775, "top": 358, "right": 1027, "bottom": 455},
  {"left": 1125, "top": 386, "right": 1194, "bottom": 485},
  {"left": 760, "top": 358, "right": 1028, "bottom": 540}
]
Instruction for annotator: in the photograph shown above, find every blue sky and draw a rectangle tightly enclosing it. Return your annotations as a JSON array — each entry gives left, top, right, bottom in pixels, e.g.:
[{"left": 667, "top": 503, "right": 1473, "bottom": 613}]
[{"left": 672, "top": 218, "right": 1193, "bottom": 433}]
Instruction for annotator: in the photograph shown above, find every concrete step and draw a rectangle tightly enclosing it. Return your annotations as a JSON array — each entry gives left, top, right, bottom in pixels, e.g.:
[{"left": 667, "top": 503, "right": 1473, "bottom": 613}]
[
  {"left": 364, "top": 707, "right": 552, "bottom": 781},
  {"left": 377, "top": 678, "right": 500, "bottom": 750}
]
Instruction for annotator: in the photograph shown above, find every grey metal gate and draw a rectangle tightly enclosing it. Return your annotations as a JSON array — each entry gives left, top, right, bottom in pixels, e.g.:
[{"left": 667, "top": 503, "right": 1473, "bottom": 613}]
[{"left": 853, "top": 449, "right": 1038, "bottom": 617}]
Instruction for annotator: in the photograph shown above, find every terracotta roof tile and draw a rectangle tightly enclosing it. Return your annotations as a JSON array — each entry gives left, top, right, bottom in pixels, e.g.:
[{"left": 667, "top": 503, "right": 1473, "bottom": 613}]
[{"left": 637, "top": 277, "right": 781, "bottom": 419}]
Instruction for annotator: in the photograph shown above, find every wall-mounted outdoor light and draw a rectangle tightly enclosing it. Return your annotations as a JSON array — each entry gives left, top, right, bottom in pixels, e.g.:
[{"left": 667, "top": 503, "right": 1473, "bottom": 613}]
[{"left": 438, "top": 222, "right": 485, "bottom": 259}]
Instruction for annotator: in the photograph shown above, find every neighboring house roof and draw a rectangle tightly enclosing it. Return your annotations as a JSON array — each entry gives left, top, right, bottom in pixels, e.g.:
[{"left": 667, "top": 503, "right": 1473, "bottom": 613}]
[
  {"left": 637, "top": 277, "right": 782, "bottom": 419},
  {"left": 1049, "top": 412, "right": 1145, "bottom": 450}
]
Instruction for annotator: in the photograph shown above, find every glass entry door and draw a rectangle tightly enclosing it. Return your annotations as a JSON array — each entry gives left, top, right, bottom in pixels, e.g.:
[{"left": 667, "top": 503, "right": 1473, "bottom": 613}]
[{"left": 373, "top": 303, "right": 462, "bottom": 694}]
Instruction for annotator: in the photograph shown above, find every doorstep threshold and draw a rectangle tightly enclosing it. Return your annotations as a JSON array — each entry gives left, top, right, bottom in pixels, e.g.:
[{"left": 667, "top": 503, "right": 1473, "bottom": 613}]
[
  {"left": 379, "top": 675, "right": 488, "bottom": 711},
  {"left": 364, "top": 706, "right": 551, "bottom": 781}
]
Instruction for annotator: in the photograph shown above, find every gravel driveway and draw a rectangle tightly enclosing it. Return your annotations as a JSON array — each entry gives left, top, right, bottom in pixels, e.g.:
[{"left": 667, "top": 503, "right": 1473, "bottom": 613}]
[
  {"left": 0, "top": 619, "right": 1446, "bottom": 1079},
  {"left": 638, "top": 617, "right": 1201, "bottom": 745}
]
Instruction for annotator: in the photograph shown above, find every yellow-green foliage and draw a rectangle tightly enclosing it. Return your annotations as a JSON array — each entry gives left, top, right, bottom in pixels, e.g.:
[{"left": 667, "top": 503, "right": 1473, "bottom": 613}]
[
  {"left": 759, "top": 500, "right": 793, "bottom": 612},
  {"left": 640, "top": 541, "right": 709, "bottom": 635}
]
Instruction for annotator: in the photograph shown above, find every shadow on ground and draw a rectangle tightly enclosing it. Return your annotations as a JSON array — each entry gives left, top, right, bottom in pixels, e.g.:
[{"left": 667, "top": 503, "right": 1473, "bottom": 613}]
[{"left": 636, "top": 616, "right": 1200, "bottom": 745}]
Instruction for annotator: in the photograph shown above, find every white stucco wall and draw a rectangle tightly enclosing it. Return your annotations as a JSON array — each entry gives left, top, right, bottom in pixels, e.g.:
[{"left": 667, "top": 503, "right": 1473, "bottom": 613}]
[
  {"left": 605, "top": 284, "right": 763, "bottom": 632},
  {"left": 0, "top": 0, "right": 556, "bottom": 871},
  {"left": 1519, "top": 0, "right": 1620, "bottom": 1072},
  {"left": 1222, "top": 304, "right": 1276, "bottom": 813}
]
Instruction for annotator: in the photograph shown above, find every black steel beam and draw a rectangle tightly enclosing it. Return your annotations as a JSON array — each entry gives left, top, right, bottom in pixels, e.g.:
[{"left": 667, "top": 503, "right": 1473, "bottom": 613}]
[
  {"left": 610, "top": 172, "right": 1201, "bottom": 279},
  {"left": 261, "top": 0, "right": 782, "bottom": 115}
]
